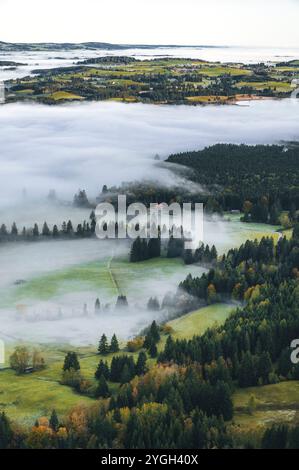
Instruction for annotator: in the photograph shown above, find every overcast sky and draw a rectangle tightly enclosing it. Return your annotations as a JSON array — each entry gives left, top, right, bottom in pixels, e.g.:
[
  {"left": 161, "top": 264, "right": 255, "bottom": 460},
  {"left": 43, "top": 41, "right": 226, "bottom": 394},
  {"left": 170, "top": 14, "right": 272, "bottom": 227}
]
[{"left": 1, "top": 0, "right": 298, "bottom": 47}]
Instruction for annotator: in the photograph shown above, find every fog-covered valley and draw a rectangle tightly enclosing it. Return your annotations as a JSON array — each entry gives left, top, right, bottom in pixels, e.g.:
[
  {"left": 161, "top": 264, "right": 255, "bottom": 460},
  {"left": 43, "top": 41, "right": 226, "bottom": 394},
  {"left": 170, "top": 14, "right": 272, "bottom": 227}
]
[
  {"left": 0, "top": 99, "right": 298, "bottom": 208},
  {"left": 0, "top": 92, "right": 298, "bottom": 345}
]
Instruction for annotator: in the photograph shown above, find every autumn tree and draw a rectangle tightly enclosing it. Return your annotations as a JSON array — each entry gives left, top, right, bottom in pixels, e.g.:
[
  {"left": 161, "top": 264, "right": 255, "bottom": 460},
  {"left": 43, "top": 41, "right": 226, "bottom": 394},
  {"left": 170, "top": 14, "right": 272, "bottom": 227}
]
[{"left": 10, "top": 346, "right": 30, "bottom": 374}]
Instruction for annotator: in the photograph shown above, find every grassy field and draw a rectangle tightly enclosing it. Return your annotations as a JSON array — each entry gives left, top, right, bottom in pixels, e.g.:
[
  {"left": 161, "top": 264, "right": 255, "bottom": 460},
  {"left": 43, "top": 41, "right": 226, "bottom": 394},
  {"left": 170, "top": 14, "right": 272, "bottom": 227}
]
[
  {"left": 237, "top": 81, "right": 292, "bottom": 92},
  {"left": 167, "top": 304, "right": 235, "bottom": 340},
  {"left": 12, "top": 256, "right": 203, "bottom": 304},
  {"left": 49, "top": 91, "right": 83, "bottom": 101},
  {"left": 233, "top": 382, "right": 299, "bottom": 429},
  {"left": 1, "top": 215, "right": 294, "bottom": 428},
  {"left": 186, "top": 95, "right": 230, "bottom": 104},
  {"left": 13, "top": 259, "right": 117, "bottom": 302},
  {"left": 0, "top": 301, "right": 234, "bottom": 426}
]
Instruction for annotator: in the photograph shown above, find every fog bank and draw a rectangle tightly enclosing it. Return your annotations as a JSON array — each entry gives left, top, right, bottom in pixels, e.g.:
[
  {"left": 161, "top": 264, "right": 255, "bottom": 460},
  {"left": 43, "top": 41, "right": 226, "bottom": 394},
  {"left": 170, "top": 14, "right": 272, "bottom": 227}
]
[{"left": 0, "top": 99, "right": 298, "bottom": 209}]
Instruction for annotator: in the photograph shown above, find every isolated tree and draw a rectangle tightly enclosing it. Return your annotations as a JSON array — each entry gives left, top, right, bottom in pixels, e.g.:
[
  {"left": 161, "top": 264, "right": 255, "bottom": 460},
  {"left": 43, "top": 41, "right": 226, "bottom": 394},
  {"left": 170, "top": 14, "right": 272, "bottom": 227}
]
[
  {"left": 95, "top": 298, "right": 101, "bottom": 315},
  {"left": 49, "top": 409, "right": 59, "bottom": 432},
  {"left": 63, "top": 352, "right": 80, "bottom": 372},
  {"left": 110, "top": 334, "right": 120, "bottom": 353},
  {"left": 98, "top": 334, "right": 109, "bottom": 355},
  {"left": 10, "top": 346, "right": 30, "bottom": 374}
]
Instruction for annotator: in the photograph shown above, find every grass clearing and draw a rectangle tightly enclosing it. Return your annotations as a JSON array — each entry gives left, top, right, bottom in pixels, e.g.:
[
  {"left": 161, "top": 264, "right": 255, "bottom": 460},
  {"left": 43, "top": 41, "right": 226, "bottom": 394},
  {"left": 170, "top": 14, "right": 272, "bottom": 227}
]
[
  {"left": 237, "top": 81, "right": 292, "bottom": 92},
  {"left": 167, "top": 304, "right": 235, "bottom": 340},
  {"left": 233, "top": 382, "right": 299, "bottom": 429},
  {"left": 49, "top": 91, "right": 83, "bottom": 101},
  {"left": 186, "top": 95, "right": 230, "bottom": 104}
]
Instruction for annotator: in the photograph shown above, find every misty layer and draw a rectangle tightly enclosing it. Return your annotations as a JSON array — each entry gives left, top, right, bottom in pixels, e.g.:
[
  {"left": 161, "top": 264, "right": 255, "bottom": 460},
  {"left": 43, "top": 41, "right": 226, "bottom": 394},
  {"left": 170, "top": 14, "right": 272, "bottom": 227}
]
[{"left": 0, "top": 99, "right": 299, "bottom": 210}]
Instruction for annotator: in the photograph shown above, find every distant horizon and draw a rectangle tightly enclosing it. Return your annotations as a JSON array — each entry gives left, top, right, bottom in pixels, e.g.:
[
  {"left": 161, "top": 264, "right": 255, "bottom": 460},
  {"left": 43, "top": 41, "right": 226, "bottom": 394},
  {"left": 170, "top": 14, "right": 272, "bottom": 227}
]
[{"left": 1, "top": 40, "right": 299, "bottom": 50}]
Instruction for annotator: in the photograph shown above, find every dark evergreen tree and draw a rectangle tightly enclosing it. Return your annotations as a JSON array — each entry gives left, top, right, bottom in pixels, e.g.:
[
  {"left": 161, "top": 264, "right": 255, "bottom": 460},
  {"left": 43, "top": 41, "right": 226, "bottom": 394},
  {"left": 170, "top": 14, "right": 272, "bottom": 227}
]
[
  {"left": 95, "top": 298, "right": 101, "bottom": 315},
  {"left": 49, "top": 409, "right": 59, "bottom": 432},
  {"left": 110, "top": 334, "right": 120, "bottom": 353},
  {"left": 95, "top": 374, "right": 110, "bottom": 398},
  {"left": 63, "top": 352, "right": 80, "bottom": 372},
  {"left": 95, "top": 360, "right": 110, "bottom": 381},
  {"left": 136, "top": 351, "right": 147, "bottom": 375},
  {"left": 98, "top": 334, "right": 109, "bottom": 355}
]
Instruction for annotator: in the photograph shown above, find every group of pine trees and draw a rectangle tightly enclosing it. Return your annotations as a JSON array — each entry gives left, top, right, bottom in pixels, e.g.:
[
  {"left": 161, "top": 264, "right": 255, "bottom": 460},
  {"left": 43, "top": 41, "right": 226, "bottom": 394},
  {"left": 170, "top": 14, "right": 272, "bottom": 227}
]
[
  {"left": 159, "top": 227, "right": 299, "bottom": 388},
  {"left": 95, "top": 351, "right": 147, "bottom": 396},
  {"left": 98, "top": 334, "right": 120, "bottom": 355},
  {"left": 167, "top": 144, "right": 299, "bottom": 215},
  {"left": 143, "top": 321, "right": 160, "bottom": 358},
  {"left": 130, "top": 236, "right": 161, "bottom": 262},
  {"left": 130, "top": 234, "right": 217, "bottom": 267},
  {"left": 0, "top": 214, "right": 97, "bottom": 243}
]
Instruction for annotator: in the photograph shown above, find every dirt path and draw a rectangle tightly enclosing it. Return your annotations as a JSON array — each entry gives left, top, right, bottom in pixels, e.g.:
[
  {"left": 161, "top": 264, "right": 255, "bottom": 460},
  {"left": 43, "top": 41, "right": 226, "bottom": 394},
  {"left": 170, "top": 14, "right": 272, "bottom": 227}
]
[{"left": 107, "top": 252, "right": 122, "bottom": 296}]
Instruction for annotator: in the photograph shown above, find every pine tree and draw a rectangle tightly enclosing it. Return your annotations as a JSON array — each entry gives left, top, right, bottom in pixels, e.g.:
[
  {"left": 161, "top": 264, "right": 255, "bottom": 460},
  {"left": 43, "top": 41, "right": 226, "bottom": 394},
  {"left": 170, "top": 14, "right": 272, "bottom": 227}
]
[
  {"left": 110, "top": 334, "right": 120, "bottom": 353},
  {"left": 147, "top": 297, "right": 160, "bottom": 311},
  {"left": 33, "top": 223, "right": 39, "bottom": 237},
  {"left": 149, "top": 342, "right": 158, "bottom": 358},
  {"left": 95, "top": 298, "right": 101, "bottom": 315},
  {"left": 52, "top": 224, "right": 59, "bottom": 238},
  {"left": 0, "top": 412, "right": 13, "bottom": 449},
  {"left": 95, "top": 374, "right": 110, "bottom": 398},
  {"left": 148, "top": 237, "right": 161, "bottom": 259},
  {"left": 11, "top": 222, "right": 18, "bottom": 237},
  {"left": 120, "top": 364, "right": 131, "bottom": 384},
  {"left": 49, "top": 409, "right": 59, "bottom": 432},
  {"left": 136, "top": 351, "right": 147, "bottom": 375},
  {"left": 98, "top": 334, "right": 109, "bottom": 355},
  {"left": 63, "top": 352, "right": 80, "bottom": 372},
  {"left": 42, "top": 222, "right": 50, "bottom": 236},
  {"left": 130, "top": 237, "right": 142, "bottom": 262},
  {"left": 95, "top": 360, "right": 110, "bottom": 380},
  {"left": 66, "top": 220, "right": 73, "bottom": 234},
  {"left": 144, "top": 321, "right": 160, "bottom": 349}
]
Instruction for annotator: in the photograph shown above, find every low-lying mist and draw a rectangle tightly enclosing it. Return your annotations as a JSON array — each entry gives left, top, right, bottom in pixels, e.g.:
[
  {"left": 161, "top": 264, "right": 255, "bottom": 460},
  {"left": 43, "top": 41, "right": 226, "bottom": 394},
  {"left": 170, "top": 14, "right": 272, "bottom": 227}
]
[
  {"left": 0, "top": 216, "right": 235, "bottom": 345},
  {"left": 0, "top": 99, "right": 298, "bottom": 211}
]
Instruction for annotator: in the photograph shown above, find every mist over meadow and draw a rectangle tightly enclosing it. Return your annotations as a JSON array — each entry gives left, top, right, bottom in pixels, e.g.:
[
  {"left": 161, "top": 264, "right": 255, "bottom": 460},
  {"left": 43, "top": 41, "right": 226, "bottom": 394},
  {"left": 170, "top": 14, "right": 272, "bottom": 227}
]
[{"left": 0, "top": 98, "right": 298, "bottom": 344}]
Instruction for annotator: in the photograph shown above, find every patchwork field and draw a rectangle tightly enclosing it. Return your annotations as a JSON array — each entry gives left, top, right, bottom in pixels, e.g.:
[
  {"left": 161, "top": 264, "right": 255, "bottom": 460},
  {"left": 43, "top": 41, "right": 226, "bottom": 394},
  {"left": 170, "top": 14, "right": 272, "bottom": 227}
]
[{"left": 7, "top": 56, "right": 298, "bottom": 105}]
